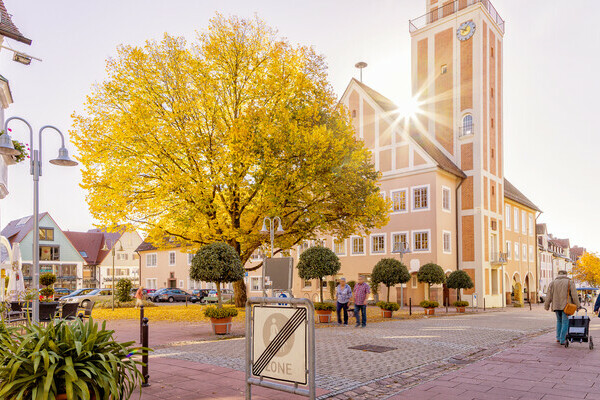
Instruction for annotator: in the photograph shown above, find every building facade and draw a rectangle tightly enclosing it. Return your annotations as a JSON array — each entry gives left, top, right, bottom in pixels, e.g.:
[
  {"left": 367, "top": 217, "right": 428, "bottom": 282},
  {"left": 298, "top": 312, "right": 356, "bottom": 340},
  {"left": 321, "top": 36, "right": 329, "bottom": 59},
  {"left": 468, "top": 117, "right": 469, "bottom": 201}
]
[{"left": 536, "top": 223, "right": 554, "bottom": 294}]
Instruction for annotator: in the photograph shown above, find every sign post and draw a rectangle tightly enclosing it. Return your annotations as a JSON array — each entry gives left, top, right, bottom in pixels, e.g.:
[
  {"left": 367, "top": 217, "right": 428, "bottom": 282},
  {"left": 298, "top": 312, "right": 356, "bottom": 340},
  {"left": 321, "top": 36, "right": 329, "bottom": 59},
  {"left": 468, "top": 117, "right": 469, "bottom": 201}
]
[{"left": 246, "top": 297, "right": 315, "bottom": 399}]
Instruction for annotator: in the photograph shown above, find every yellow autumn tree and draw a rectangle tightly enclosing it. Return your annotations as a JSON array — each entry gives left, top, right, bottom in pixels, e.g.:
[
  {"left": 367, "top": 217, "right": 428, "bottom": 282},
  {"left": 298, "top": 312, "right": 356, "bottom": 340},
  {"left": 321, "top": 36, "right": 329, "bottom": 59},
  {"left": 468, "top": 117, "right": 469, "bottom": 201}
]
[
  {"left": 71, "top": 15, "right": 388, "bottom": 306},
  {"left": 573, "top": 252, "right": 600, "bottom": 287}
]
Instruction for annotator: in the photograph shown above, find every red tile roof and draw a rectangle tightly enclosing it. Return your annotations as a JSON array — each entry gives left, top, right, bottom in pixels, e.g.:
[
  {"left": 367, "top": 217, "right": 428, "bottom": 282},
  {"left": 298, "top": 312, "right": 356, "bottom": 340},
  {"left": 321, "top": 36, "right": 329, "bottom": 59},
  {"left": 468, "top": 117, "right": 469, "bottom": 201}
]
[
  {"left": 0, "top": 0, "right": 31, "bottom": 45},
  {"left": 503, "top": 179, "right": 541, "bottom": 212}
]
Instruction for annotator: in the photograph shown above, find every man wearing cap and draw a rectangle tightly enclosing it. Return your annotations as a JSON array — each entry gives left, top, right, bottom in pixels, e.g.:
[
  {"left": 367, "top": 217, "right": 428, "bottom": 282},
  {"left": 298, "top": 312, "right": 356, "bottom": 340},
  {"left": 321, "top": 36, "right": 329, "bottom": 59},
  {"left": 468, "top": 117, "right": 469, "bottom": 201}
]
[
  {"left": 544, "top": 270, "right": 580, "bottom": 345},
  {"left": 336, "top": 278, "right": 352, "bottom": 325}
]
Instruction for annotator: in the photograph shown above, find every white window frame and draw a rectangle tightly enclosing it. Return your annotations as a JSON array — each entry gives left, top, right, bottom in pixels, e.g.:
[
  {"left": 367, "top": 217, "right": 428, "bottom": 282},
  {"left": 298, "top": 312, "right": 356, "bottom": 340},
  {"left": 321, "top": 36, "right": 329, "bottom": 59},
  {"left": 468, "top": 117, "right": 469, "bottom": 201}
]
[
  {"left": 391, "top": 231, "right": 409, "bottom": 253},
  {"left": 250, "top": 277, "right": 262, "bottom": 291},
  {"left": 442, "top": 231, "right": 451, "bottom": 254},
  {"left": 505, "top": 240, "right": 511, "bottom": 260},
  {"left": 370, "top": 234, "right": 386, "bottom": 254},
  {"left": 146, "top": 253, "right": 157, "bottom": 267},
  {"left": 411, "top": 275, "right": 418, "bottom": 288},
  {"left": 529, "top": 215, "right": 534, "bottom": 236},
  {"left": 302, "top": 279, "right": 313, "bottom": 289},
  {"left": 390, "top": 188, "right": 408, "bottom": 214},
  {"left": 412, "top": 230, "right": 431, "bottom": 253},
  {"left": 523, "top": 244, "right": 528, "bottom": 262},
  {"left": 332, "top": 237, "right": 347, "bottom": 256},
  {"left": 442, "top": 186, "right": 451, "bottom": 213},
  {"left": 146, "top": 278, "right": 157, "bottom": 289},
  {"left": 168, "top": 251, "right": 176, "bottom": 266},
  {"left": 505, "top": 204, "right": 511, "bottom": 230},
  {"left": 351, "top": 236, "right": 365, "bottom": 256},
  {"left": 514, "top": 208, "right": 519, "bottom": 233},
  {"left": 178, "top": 280, "right": 184, "bottom": 288},
  {"left": 521, "top": 210, "right": 527, "bottom": 234},
  {"left": 187, "top": 253, "right": 194, "bottom": 266},
  {"left": 514, "top": 242, "right": 519, "bottom": 260},
  {"left": 412, "top": 185, "right": 430, "bottom": 212},
  {"left": 529, "top": 245, "right": 534, "bottom": 263}
]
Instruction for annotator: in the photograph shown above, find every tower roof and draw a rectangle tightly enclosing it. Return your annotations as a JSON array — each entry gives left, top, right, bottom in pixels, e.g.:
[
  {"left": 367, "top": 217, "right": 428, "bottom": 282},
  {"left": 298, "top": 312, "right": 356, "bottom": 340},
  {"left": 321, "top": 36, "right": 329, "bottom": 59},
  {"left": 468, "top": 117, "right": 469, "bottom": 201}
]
[{"left": 0, "top": 0, "right": 31, "bottom": 45}]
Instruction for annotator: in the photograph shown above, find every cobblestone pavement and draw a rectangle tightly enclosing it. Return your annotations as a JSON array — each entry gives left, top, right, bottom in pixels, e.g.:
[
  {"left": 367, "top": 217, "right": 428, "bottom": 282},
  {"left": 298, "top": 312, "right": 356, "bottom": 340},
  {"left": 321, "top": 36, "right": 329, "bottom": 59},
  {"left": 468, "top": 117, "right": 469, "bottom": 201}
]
[{"left": 153, "top": 307, "right": 555, "bottom": 396}]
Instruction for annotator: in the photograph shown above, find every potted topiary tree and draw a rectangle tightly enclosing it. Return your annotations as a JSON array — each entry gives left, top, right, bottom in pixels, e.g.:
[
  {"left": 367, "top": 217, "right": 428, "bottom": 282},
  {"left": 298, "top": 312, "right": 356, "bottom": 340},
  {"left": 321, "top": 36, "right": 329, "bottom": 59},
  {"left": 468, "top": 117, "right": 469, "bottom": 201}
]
[
  {"left": 190, "top": 242, "right": 245, "bottom": 334},
  {"left": 446, "top": 270, "right": 474, "bottom": 312},
  {"left": 371, "top": 258, "right": 410, "bottom": 317},
  {"left": 297, "top": 246, "right": 341, "bottom": 323},
  {"left": 419, "top": 300, "right": 440, "bottom": 315},
  {"left": 39, "top": 272, "right": 57, "bottom": 302},
  {"left": 417, "top": 263, "right": 446, "bottom": 315}
]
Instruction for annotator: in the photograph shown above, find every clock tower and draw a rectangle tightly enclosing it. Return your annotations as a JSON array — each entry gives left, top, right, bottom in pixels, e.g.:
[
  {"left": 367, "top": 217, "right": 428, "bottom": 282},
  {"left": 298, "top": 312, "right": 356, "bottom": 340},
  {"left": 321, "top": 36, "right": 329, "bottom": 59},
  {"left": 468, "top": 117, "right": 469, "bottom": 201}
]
[{"left": 409, "top": 0, "right": 506, "bottom": 306}]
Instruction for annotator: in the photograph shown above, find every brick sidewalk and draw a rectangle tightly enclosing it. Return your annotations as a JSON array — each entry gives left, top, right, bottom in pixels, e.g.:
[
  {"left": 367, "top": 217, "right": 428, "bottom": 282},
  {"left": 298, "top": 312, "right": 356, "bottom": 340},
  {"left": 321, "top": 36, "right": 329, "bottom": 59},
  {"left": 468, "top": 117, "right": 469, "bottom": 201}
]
[
  {"left": 388, "top": 331, "right": 600, "bottom": 400},
  {"left": 140, "top": 357, "right": 329, "bottom": 399}
]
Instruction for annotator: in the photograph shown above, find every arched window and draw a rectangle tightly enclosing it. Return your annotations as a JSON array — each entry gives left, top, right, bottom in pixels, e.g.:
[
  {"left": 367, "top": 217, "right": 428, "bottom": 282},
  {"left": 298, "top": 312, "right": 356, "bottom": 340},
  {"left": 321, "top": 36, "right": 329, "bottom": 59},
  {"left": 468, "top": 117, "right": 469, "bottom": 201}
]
[{"left": 461, "top": 114, "right": 473, "bottom": 136}]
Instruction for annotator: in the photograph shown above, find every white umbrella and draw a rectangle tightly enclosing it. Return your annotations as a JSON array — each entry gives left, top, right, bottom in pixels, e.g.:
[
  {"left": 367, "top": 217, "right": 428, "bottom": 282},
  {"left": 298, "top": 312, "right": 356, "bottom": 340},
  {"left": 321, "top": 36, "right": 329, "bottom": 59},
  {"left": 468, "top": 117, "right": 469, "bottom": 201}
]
[
  {"left": 0, "top": 235, "right": 13, "bottom": 302},
  {"left": 7, "top": 243, "right": 25, "bottom": 302}
]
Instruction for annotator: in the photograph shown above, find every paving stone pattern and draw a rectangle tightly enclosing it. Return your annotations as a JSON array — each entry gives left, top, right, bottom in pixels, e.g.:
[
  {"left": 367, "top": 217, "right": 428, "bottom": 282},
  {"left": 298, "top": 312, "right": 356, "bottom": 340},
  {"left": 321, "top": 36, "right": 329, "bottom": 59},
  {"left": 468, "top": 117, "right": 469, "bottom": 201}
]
[{"left": 153, "top": 309, "right": 554, "bottom": 395}]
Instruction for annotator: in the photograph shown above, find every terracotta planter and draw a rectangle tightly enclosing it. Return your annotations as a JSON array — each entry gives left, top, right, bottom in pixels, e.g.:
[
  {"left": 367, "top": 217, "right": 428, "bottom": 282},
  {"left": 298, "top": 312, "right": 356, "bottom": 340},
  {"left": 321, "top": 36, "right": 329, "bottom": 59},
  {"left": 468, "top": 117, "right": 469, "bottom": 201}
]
[
  {"left": 57, "top": 394, "right": 96, "bottom": 400},
  {"left": 315, "top": 310, "right": 332, "bottom": 323},
  {"left": 381, "top": 309, "right": 393, "bottom": 318},
  {"left": 210, "top": 316, "right": 233, "bottom": 335},
  {"left": 424, "top": 307, "right": 435, "bottom": 315},
  {"left": 455, "top": 307, "right": 466, "bottom": 313}
]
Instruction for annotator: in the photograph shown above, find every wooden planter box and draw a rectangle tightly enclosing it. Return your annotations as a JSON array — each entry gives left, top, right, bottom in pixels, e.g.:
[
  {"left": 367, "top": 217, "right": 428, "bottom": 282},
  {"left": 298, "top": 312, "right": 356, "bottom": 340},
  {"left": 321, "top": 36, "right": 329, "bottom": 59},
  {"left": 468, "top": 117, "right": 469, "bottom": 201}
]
[
  {"left": 455, "top": 307, "right": 466, "bottom": 313},
  {"left": 381, "top": 309, "right": 393, "bottom": 318},
  {"left": 424, "top": 307, "right": 435, "bottom": 315},
  {"left": 210, "top": 317, "right": 233, "bottom": 335},
  {"left": 315, "top": 310, "right": 332, "bottom": 323}
]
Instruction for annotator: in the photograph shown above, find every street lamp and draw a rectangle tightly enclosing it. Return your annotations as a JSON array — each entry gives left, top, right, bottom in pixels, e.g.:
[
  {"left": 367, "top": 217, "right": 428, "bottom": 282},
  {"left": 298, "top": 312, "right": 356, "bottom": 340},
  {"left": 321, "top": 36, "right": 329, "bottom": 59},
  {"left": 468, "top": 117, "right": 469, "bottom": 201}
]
[
  {"left": 259, "top": 216, "right": 284, "bottom": 297},
  {"left": 102, "top": 239, "right": 124, "bottom": 311},
  {"left": 0, "top": 117, "right": 78, "bottom": 323},
  {"left": 392, "top": 241, "right": 411, "bottom": 309}
]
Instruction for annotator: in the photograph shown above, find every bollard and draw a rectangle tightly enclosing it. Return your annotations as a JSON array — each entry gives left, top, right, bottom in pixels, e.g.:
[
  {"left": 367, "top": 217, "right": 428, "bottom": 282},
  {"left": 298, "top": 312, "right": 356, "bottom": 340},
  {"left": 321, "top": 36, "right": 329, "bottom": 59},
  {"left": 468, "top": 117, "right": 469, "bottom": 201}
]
[
  {"left": 529, "top": 299, "right": 532, "bottom": 311},
  {"left": 409, "top": 298, "right": 412, "bottom": 316},
  {"left": 484, "top": 298, "right": 486, "bottom": 311},
  {"left": 446, "top": 297, "right": 448, "bottom": 314},
  {"left": 139, "top": 305, "right": 144, "bottom": 344},
  {"left": 142, "top": 317, "right": 150, "bottom": 387}
]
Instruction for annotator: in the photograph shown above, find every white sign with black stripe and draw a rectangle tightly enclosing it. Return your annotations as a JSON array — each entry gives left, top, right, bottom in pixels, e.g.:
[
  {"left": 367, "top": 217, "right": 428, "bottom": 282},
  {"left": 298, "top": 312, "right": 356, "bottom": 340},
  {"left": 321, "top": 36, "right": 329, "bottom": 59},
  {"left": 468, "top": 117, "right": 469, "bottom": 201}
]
[{"left": 252, "top": 305, "right": 307, "bottom": 384}]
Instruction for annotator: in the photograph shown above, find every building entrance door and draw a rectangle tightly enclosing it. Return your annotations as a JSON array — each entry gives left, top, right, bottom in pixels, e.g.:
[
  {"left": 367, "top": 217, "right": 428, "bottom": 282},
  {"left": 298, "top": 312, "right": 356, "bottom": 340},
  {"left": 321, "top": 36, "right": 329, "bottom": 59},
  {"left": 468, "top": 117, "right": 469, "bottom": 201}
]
[{"left": 168, "top": 279, "right": 177, "bottom": 288}]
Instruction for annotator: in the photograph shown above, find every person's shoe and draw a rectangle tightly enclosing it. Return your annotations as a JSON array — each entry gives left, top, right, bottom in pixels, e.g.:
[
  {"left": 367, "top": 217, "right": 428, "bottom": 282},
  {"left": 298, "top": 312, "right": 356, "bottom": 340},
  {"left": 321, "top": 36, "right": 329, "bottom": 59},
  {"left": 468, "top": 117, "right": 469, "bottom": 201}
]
[
  {"left": 355, "top": 323, "right": 360, "bottom": 327},
  {"left": 361, "top": 325, "right": 366, "bottom": 328},
  {"left": 556, "top": 340, "right": 560, "bottom": 343}
]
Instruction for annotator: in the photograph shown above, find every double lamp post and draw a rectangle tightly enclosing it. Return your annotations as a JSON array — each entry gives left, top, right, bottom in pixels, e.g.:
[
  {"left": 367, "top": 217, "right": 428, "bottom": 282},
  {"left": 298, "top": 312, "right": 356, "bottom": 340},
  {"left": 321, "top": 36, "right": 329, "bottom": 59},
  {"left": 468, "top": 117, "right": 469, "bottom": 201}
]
[{"left": 0, "top": 117, "right": 78, "bottom": 323}]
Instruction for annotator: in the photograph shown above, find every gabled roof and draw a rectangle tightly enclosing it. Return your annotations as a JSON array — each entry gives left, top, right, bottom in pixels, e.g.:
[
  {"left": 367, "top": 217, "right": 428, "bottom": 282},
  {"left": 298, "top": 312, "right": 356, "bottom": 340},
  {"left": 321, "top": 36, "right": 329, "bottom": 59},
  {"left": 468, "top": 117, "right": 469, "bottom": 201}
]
[
  {"left": 570, "top": 246, "right": 586, "bottom": 260},
  {"left": 504, "top": 179, "right": 541, "bottom": 212},
  {"left": 536, "top": 223, "right": 547, "bottom": 235},
  {"left": 64, "top": 231, "right": 105, "bottom": 264},
  {"left": 0, "top": 0, "right": 31, "bottom": 45},
  {"left": 553, "top": 238, "right": 570, "bottom": 249},
  {"left": 346, "top": 79, "right": 466, "bottom": 179},
  {"left": 135, "top": 236, "right": 184, "bottom": 253},
  {"left": 1, "top": 212, "right": 49, "bottom": 244},
  {"left": 87, "top": 228, "right": 124, "bottom": 262}
]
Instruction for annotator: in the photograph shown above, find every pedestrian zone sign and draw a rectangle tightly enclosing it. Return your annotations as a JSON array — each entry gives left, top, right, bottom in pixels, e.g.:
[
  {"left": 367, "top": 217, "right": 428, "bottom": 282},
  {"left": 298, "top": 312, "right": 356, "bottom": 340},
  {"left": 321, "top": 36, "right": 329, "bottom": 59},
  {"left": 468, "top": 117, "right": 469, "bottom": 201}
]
[{"left": 252, "top": 305, "right": 307, "bottom": 385}]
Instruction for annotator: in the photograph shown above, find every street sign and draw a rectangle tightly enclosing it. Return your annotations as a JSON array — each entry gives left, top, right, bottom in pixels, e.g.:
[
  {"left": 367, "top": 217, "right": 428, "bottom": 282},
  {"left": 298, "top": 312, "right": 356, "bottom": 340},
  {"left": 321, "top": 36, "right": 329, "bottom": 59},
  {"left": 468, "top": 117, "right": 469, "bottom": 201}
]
[
  {"left": 263, "top": 257, "right": 293, "bottom": 292},
  {"left": 246, "top": 297, "right": 315, "bottom": 399},
  {"left": 252, "top": 305, "right": 307, "bottom": 384}
]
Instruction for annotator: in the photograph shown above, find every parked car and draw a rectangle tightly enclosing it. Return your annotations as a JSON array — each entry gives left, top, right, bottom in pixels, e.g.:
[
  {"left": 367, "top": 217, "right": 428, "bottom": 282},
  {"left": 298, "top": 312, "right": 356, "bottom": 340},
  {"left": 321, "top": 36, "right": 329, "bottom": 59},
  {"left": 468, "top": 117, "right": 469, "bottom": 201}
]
[
  {"left": 53, "top": 288, "right": 73, "bottom": 300},
  {"left": 203, "top": 289, "right": 234, "bottom": 304},
  {"left": 63, "top": 288, "right": 113, "bottom": 307},
  {"left": 148, "top": 288, "right": 198, "bottom": 303},
  {"left": 192, "top": 289, "right": 210, "bottom": 303},
  {"left": 147, "top": 288, "right": 168, "bottom": 302},
  {"left": 59, "top": 288, "right": 95, "bottom": 301}
]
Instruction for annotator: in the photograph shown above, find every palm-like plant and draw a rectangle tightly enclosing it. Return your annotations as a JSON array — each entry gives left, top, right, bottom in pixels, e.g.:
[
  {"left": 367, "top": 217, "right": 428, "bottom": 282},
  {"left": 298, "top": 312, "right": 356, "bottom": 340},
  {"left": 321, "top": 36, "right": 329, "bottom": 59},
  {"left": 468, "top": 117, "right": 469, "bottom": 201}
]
[{"left": 0, "top": 318, "right": 146, "bottom": 400}]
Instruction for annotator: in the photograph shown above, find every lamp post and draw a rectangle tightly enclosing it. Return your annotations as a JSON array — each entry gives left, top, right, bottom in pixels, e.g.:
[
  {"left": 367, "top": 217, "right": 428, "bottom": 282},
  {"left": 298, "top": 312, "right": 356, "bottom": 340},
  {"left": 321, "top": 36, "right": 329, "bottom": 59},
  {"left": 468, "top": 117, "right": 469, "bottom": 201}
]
[
  {"left": 0, "top": 117, "right": 78, "bottom": 323},
  {"left": 101, "top": 239, "right": 124, "bottom": 311},
  {"left": 392, "top": 241, "right": 411, "bottom": 309},
  {"left": 259, "top": 216, "right": 284, "bottom": 297}
]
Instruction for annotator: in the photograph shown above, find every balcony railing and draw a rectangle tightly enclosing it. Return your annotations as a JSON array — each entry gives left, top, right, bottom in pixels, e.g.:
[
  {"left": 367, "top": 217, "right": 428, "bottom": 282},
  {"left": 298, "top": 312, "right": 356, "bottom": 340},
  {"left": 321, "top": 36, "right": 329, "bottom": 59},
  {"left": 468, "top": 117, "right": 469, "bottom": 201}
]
[
  {"left": 409, "top": 0, "right": 505, "bottom": 34},
  {"left": 491, "top": 252, "right": 507, "bottom": 265}
]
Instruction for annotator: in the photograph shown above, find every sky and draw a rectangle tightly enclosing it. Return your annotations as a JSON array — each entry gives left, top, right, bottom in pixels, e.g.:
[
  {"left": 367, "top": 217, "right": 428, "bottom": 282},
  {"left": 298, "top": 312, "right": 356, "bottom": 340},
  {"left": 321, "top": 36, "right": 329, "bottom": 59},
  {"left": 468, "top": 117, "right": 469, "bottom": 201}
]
[{"left": 0, "top": 0, "right": 598, "bottom": 252}]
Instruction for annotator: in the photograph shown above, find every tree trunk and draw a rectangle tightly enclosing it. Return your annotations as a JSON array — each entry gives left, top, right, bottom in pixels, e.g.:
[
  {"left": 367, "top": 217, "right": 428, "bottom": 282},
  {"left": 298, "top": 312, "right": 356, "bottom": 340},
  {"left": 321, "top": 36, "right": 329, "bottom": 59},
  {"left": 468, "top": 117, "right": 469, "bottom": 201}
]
[
  {"left": 387, "top": 285, "right": 390, "bottom": 302},
  {"left": 234, "top": 279, "right": 247, "bottom": 307},
  {"left": 216, "top": 281, "right": 222, "bottom": 308},
  {"left": 319, "top": 278, "right": 324, "bottom": 302},
  {"left": 457, "top": 289, "right": 461, "bottom": 302}
]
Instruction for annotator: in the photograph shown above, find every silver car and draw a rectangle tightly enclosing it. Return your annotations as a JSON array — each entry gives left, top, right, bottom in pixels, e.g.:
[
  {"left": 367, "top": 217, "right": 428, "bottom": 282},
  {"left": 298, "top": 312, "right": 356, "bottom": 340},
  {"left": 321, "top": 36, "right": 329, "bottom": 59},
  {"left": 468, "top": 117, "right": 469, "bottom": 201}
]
[{"left": 63, "top": 288, "right": 113, "bottom": 307}]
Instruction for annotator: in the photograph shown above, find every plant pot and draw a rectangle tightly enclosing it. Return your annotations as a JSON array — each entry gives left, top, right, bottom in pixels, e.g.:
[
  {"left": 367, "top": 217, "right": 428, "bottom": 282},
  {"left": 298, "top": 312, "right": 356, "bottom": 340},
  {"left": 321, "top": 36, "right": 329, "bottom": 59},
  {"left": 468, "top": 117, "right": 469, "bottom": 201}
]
[
  {"left": 381, "top": 309, "right": 392, "bottom": 318},
  {"left": 57, "top": 394, "right": 96, "bottom": 400},
  {"left": 424, "top": 307, "right": 435, "bottom": 315},
  {"left": 210, "top": 316, "right": 233, "bottom": 335},
  {"left": 455, "top": 307, "right": 466, "bottom": 313},
  {"left": 315, "top": 310, "right": 332, "bottom": 323}
]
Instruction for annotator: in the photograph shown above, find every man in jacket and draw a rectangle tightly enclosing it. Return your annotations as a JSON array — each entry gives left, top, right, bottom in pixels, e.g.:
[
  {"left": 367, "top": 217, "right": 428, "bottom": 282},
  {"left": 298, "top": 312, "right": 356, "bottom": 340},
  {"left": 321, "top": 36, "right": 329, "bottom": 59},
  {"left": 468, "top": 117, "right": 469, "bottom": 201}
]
[
  {"left": 544, "top": 270, "right": 580, "bottom": 344},
  {"left": 353, "top": 275, "right": 371, "bottom": 328}
]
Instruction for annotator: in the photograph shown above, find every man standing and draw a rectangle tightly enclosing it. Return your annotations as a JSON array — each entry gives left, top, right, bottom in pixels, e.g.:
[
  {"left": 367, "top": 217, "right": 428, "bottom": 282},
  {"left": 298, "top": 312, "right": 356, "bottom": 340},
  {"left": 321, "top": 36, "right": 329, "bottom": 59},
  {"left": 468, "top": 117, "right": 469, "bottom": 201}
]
[
  {"left": 336, "top": 278, "right": 352, "bottom": 325},
  {"left": 544, "top": 270, "right": 580, "bottom": 344},
  {"left": 353, "top": 275, "right": 371, "bottom": 328}
]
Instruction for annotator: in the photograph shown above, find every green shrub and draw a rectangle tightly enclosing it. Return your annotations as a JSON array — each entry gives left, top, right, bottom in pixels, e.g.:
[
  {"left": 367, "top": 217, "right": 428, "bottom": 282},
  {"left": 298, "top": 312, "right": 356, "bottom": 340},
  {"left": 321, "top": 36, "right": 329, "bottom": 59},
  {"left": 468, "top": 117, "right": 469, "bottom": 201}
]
[
  {"left": 371, "top": 258, "right": 410, "bottom": 302},
  {"left": 96, "top": 300, "right": 157, "bottom": 309},
  {"left": 419, "top": 300, "right": 439, "bottom": 308},
  {"left": 314, "top": 302, "right": 336, "bottom": 311},
  {"left": 453, "top": 300, "right": 470, "bottom": 307},
  {"left": 417, "top": 263, "right": 446, "bottom": 300},
  {"left": 376, "top": 301, "right": 400, "bottom": 311},
  {"left": 39, "top": 287, "right": 54, "bottom": 300},
  {"left": 347, "top": 280, "right": 356, "bottom": 291},
  {"left": 116, "top": 278, "right": 133, "bottom": 302},
  {"left": 203, "top": 306, "right": 239, "bottom": 319},
  {"left": 446, "top": 270, "right": 474, "bottom": 301},
  {"left": 0, "top": 318, "right": 145, "bottom": 399},
  {"left": 297, "top": 246, "right": 341, "bottom": 302},
  {"left": 328, "top": 280, "right": 336, "bottom": 300},
  {"left": 39, "top": 273, "right": 56, "bottom": 287}
]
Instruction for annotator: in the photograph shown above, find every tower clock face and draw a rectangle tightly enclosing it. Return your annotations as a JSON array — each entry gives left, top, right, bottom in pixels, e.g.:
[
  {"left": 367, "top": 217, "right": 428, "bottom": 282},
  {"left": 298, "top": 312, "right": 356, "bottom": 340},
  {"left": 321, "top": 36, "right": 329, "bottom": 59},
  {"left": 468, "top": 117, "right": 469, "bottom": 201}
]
[{"left": 457, "top": 21, "right": 476, "bottom": 41}]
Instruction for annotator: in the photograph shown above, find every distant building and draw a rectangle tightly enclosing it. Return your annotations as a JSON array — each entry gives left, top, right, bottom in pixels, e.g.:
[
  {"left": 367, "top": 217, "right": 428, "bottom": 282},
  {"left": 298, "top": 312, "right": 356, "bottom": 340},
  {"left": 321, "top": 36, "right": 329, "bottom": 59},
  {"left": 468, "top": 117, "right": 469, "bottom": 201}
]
[{"left": 536, "top": 223, "right": 554, "bottom": 293}]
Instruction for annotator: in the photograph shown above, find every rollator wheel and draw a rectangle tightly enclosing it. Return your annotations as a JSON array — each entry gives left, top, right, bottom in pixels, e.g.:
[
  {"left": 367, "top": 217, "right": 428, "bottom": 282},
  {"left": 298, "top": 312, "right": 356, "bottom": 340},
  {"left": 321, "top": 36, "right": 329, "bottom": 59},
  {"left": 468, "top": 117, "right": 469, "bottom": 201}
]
[
  {"left": 565, "top": 340, "right": 569, "bottom": 348},
  {"left": 589, "top": 336, "right": 594, "bottom": 350}
]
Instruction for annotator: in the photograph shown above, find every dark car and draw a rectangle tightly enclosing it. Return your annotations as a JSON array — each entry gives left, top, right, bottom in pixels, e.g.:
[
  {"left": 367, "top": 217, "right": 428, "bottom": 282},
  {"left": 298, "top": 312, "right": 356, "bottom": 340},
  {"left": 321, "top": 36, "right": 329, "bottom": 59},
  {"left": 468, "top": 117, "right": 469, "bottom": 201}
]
[
  {"left": 151, "top": 288, "right": 197, "bottom": 303},
  {"left": 53, "top": 287, "right": 73, "bottom": 300},
  {"left": 192, "top": 289, "right": 210, "bottom": 303}
]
